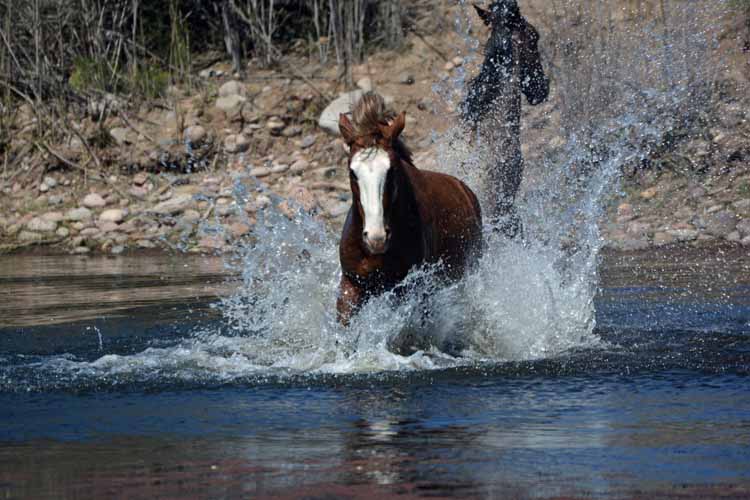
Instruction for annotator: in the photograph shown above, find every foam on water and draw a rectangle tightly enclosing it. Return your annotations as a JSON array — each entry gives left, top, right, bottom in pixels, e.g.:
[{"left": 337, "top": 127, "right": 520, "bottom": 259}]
[{"left": 0, "top": 0, "right": 733, "bottom": 389}]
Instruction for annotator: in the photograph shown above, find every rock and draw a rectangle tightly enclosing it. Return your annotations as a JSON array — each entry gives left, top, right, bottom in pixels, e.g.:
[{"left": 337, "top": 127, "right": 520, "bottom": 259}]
[
  {"left": 99, "top": 208, "right": 125, "bottom": 223},
  {"left": 66, "top": 207, "right": 93, "bottom": 223},
  {"left": 150, "top": 194, "right": 194, "bottom": 215},
  {"left": 398, "top": 73, "right": 415, "bottom": 85},
  {"left": 290, "top": 159, "right": 310, "bottom": 175},
  {"left": 185, "top": 125, "right": 207, "bottom": 144},
  {"left": 706, "top": 204, "right": 724, "bottom": 214},
  {"left": 80, "top": 227, "right": 100, "bottom": 237},
  {"left": 82, "top": 193, "right": 106, "bottom": 208},
  {"left": 444, "top": 61, "right": 455, "bottom": 71},
  {"left": 281, "top": 125, "right": 302, "bottom": 138},
  {"left": 300, "top": 135, "right": 317, "bottom": 149},
  {"left": 72, "top": 246, "right": 90, "bottom": 255},
  {"left": 266, "top": 117, "right": 285, "bottom": 133},
  {"left": 736, "top": 219, "right": 750, "bottom": 237},
  {"left": 318, "top": 90, "right": 364, "bottom": 135},
  {"left": 98, "top": 221, "right": 120, "bottom": 233},
  {"left": 271, "top": 163, "right": 289, "bottom": 174},
  {"left": 110, "top": 245, "right": 125, "bottom": 255},
  {"left": 689, "top": 186, "right": 706, "bottom": 198},
  {"left": 727, "top": 231, "right": 742, "bottom": 242},
  {"left": 198, "top": 236, "right": 226, "bottom": 251},
  {"left": 18, "top": 231, "right": 44, "bottom": 243},
  {"left": 42, "top": 211, "right": 64, "bottom": 223},
  {"left": 224, "top": 134, "right": 250, "bottom": 154},
  {"left": 218, "top": 80, "right": 244, "bottom": 97},
  {"left": 452, "top": 56, "right": 464, "bottom": 67},
  {"left": 626, "top": 221, "right": 651, "bottom": 236},
  {"left": 129, "top": 186, "right": 149, "bottom": 200},
  {"left": 742, "top": 235, "right": 750, "bottom": 246},
  {"left": 215, "top": 95, "right": 247, "bottom": 117},
  {"left": 667, "top": 228, "right": 699, "bottom": 241},
  {"left": 110, "top": 127, "right": 133, "bottom": 146},
  {"left": 133, "top": 172, "right": 149, "bottom": 186},
  {"left": 356, "top": 77, "right": 373, "bottom": 92},
  {"left": 703, "top": 210, "right": 737, "bottom": 238},
  {"left": 733, "top": 199, "right": 750, "bottom": 213},
  {"left": 137, "top": 239, "right": 156, "bottom": 249},
  {"left": 26, "top": 217, "right": 57, "bottom": 233},
  {"left": 653, "top": 232, "right": 675, "bottom": 246},
  {"left": 182, "top": 209, "right": 201, "bottom": 223},
  {"left": 199, "top": 69, "right": 213, "bottom": 79},
  {"left": 48, "top": 195, "right": 63, "bottom": 206},
  {"left": 640, "top": 187, "right": 658, "bottom": 200},
  {"left": 56, "top": 227, "right": 70, "bottom": 238},
  {"left": 617, "top": 203, "right": 634, "bottom": 218},
  {"left": 250, "top": 166, "right": 272, "bottom": 178},
  {"left": 228, "top": 222, "right": 252, "bottom": 238}
]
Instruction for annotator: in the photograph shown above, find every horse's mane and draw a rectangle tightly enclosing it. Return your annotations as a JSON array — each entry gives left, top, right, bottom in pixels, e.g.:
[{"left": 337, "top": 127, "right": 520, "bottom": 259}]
[{"left": 351, "top": 92, "right": 412, "bottom": 164}]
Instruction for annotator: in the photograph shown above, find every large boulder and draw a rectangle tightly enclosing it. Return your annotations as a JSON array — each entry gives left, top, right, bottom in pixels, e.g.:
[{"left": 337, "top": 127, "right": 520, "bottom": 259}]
[{"left": 318, "top": 90, "right": 364, "bottom": 135}]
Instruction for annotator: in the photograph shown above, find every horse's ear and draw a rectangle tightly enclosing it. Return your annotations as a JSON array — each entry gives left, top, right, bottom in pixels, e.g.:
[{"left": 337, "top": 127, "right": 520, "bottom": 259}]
[
  {"left": 473, "top": 4, "right": 492, "bottom": 25},
  {"left": 379, "top": 112, "right": 406, "bottom": 141},
  {"left": 339, "top": 113, "right": 356, "bottom": 146}
]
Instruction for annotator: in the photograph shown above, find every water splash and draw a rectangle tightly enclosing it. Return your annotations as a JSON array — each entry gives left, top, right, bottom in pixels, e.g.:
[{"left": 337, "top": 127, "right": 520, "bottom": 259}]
[{"left": 0, "top": 0, "right": 734, "bottom": 388}]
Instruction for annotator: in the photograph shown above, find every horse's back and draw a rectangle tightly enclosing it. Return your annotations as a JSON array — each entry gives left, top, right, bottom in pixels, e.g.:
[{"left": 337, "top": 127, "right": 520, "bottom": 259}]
[{"left": 410, "top": 167, "right": 483, "bottom": 274}]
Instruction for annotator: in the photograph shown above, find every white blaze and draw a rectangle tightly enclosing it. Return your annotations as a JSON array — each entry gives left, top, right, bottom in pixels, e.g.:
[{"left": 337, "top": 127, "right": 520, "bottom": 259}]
[{"left": 351, "top": 147, "right": 390, "bottom": 240}]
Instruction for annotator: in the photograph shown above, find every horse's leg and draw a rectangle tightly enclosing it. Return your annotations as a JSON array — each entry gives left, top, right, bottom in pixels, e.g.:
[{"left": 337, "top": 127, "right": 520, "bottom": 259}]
[
  {"left": 490, "top": 150, "right": 524, "bottom": 239},
  {"left": 336, "top": 274, "right": 365, "bottom": 326}
]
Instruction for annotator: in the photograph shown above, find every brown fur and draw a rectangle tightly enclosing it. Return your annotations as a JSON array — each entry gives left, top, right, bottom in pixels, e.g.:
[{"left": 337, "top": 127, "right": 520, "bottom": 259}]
[{"left": 336, "top": 92, "right": 483, "bottom": 326}]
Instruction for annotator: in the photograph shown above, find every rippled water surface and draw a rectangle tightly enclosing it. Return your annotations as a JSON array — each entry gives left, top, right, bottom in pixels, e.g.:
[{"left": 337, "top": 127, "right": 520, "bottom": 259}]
[{"left": 1, "top": 249, "right": 749, "bottom": 499}]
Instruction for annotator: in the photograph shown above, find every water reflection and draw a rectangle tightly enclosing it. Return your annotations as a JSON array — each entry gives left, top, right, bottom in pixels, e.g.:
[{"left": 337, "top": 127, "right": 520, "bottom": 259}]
[{"left": 0, "top": 254, "right": 232, "bottom": 327}]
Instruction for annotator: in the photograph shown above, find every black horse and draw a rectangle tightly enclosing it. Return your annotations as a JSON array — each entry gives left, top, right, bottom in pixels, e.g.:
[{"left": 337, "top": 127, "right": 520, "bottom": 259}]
[{"left": 462, "top": 0, "right": 550, "bottom": 238}]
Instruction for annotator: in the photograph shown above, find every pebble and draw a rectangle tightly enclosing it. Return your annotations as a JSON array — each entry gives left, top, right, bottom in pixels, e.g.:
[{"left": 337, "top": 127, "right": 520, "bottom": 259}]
[
  {"left": 18, "top": 230, "right": 44, "bottom": 242},
  {"left": 185, "top": 125, "right": 207, "bottom": 144},
  {"left": 133, "top": 172, "right": 149, "bottom": 186},
  {"left": 218, "top": 80, "right": 244, "bottom": 98},
  {"left": 271, "top": 164, "right": 290, "bottom": 174},
  {"left": 282, "top": 126, "right": 302, "bottom": 138},
  {"left": 99, "top": 208, "right": 125, "bottom": 223},
  {"left": 56, "top": 227, "right": 70, "bottom": 238},
  {"left": 151, "top": 194, "right": 195, "bottom": 215},
  {"left": 640, "top": 187, "right": 658, "bottom": 200},
  {"left": 26, "top": 217, "right": 57, "bottom": 233},
  {"left": 452, "top": 56, "right": 464, "bottom": 67},
  {"left": 224, "top": 134, "right": 250, "bottom": 154},
  {"left": 250, "top": 167, "right": 272, "bottom": 178},
  {"left": 72, "top": 246, "right": 91, "bottom": 255},
  {"left": 83, "top": 193, "right": 106, "bottom": 208},
  {"left": 42, "top": 211, "right": 64, "bottom": 223},
  {"left": 300, "top": 135, "right": 317, "bottom": 149},
  {"left": 290, "top": 159, "right": 309, "bottom": 175},
  {"left": 43, "top": 176, "right": 58, "bottom": 189}
]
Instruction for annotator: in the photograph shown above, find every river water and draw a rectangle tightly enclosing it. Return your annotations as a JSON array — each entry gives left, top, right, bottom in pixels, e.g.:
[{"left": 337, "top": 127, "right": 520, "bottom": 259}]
[
  {"left": 1, "top": 249, "right": 749, "bottom": 499},
  {"left": 3, "top": 1, "right": 749, "bottom": 497}
]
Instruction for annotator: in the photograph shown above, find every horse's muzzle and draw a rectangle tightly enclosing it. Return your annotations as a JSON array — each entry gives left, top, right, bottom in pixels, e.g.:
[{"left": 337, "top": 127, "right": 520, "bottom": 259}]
[{"left": 363, "top": 230, "right": 390, "bottom": 255}]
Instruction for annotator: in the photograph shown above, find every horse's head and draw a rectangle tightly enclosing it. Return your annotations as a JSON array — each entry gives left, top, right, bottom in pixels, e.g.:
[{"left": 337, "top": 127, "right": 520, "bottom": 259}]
[
  {"left": 339, "top": 94, "right": 410, "bottom": 255},
  {"left": 470, "top": 1, "right": 549, "bottom": 109}
]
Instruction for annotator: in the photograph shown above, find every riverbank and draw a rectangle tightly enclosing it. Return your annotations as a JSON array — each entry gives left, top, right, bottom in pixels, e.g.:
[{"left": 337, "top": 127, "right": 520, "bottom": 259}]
[{"left": 1, "top": 1, "right": 748, "bottom": 256}]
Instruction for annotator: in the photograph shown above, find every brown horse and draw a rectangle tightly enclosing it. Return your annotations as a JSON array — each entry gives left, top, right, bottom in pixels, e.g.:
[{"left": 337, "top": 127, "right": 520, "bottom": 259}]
[{"left": 337, "top": 93, "right": 483, "bottom": 326}]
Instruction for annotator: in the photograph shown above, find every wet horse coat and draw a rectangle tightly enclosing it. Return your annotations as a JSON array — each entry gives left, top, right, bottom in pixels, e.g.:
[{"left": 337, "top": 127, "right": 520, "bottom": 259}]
[
  {"left": 337, "top": 94, "right": 483, "bottom": 325},
  {"left": 462, "top": 0, "right": 550, "bottom": 237}
]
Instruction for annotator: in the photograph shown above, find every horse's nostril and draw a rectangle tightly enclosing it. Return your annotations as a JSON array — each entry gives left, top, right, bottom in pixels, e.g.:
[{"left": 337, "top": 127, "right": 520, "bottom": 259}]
[
  {"left": 363, "top": 231, "right": 369, "bottom": 239},
  {"left": 385, "top": 228, "right": 391, "bottom": 236}
]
